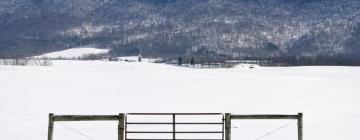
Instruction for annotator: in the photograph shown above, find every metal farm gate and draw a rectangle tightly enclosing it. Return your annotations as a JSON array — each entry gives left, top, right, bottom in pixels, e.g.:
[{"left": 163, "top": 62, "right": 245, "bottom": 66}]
[
  {"left": 47, "top": 113, "right": 302, "bottom": 140},
  {"left": 125, "top": 113, "right": 225, "bottom": 140}
]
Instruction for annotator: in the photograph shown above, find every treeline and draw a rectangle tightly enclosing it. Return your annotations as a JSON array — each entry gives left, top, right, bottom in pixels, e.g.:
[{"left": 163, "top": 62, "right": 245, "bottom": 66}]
[
  {"left": 37, "top": 53, "right": 110, "bottom": 61},
  {"left": 0, "top": 59, "right": 52, "bottom": 66},
  {"left": 272, "top": 55, "right": 360, "bottom": 66}
]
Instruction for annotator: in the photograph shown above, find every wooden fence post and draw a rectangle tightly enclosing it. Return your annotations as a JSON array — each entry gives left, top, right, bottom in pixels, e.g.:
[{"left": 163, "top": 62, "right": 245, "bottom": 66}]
[
  {"left": 119, "top": 113, "right": 125, "bottom": 140},
  {"left": 297, "top": 113, "right": 303, "bottom": 140},
  {"left": 225, "top": 113, "right": 231, "bottom": 140},
  {"left": 48, "top": 113, "right": 54, "bottom": 140}
]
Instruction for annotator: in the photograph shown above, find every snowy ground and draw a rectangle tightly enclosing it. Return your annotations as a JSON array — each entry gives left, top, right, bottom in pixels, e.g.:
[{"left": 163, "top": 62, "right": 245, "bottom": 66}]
[{"left": 0, "top": 60, "right": 359, "bottom": 140}]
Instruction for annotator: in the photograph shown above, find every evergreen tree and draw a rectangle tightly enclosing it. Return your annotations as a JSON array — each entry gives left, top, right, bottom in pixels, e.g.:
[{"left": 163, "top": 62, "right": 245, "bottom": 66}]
[
  {"left": 138, "top": 55, "right": 142, "bottom": 62},
  {"left": 190, "top": 57, "right": 195, "bottom": 65},
  {"left": 178, "top": 57, "right": 182, "bottom": 65}
]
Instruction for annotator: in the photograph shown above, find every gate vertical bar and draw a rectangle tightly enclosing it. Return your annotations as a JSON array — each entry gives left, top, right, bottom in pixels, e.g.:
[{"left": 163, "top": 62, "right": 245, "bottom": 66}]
[
  {"left": 297, "top": 113, "right": 303, "bottom": 140},
  {"left": 225, "top": 113, "right": 231, "bottom": 140},
  {"left": 119, "top": 113, "right": 125, "bottom": 140},
  {"left": 172, "top": 114, "right": 176, "bottom": 140},
  {"left": 48, "top": 113, "right": 54, "bottom": 140},
  {"left": 125, "top": 114, "right": 128, "bottom": 140},
  {"left": 222, "top": 115, "right": 225, "bottom": 140}
]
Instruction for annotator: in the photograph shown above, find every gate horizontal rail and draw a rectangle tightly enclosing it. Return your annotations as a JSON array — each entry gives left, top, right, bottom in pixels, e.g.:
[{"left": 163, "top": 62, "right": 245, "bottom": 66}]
[
  {"left": 126, "top": 139, "right": 223, "bottom": 140},
  {"left": 126, "top": 131, "right": 223, "bottom": 133},
  {"left": 127, "top": 113, "right": 223, "bottom": 115},
  {"left": 127, "top": 122, "right": 223, "bottom": 125}
]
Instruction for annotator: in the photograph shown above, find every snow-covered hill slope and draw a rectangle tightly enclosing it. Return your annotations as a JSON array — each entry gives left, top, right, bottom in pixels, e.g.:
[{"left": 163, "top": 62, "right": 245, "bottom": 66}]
[
  {"left": 34, "top": 48, "right": 109, "bottom": 59},
  {"left": 0, "top": 61, "right": 359, "bottom": 140}
]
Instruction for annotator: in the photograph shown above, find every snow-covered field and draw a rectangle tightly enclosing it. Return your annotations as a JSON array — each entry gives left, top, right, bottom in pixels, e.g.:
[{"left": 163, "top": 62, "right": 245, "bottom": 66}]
[
  {"left": 34, "top": 48, "right": 109, "bottom": 59},
  {"left": 0, "top": 60, "right": 359, "bottom": 140}
]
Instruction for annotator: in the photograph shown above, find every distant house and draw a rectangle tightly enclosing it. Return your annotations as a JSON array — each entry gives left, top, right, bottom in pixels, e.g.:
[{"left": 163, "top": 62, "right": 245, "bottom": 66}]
[{"left": 109, "top": 57, "right": 119, "bottom": 61}]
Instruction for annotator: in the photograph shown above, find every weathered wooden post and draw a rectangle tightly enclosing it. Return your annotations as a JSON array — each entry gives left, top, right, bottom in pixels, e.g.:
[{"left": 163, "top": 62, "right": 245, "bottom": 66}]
[
  {"left": 297, "top": 113, "right": 303, "bottom": 140},
  {"left": 119, "top": 113, "right": 125, "bottom": 140},
  {"left": 48, "top": 113, "right": 54, "bottom": 140},
  {"left": 225, "top": 113, "right": 231, "bottom": 140}
]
